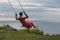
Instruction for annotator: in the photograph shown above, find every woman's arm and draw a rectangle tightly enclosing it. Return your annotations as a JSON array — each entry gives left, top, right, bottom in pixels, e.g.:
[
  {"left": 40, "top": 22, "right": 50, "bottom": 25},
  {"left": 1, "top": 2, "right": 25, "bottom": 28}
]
[
  {"left": 15, "top": 13, "right": 18, "bottom": 20},
  {"left": 23, "top": 11, "right": 29, "bottom": 18}
]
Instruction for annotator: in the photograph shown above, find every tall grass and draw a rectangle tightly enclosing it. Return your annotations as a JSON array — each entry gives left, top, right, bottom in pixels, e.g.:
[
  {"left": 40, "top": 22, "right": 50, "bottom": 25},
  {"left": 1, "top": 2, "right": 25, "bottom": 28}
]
[{"left": 0, "top": 25, "right": 60, "bottom": 40}]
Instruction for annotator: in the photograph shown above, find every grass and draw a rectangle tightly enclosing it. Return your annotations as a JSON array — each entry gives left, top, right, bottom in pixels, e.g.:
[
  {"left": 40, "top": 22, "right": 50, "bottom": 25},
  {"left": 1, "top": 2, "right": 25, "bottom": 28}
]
[{"left": 0, "top": 25, "right": 60, "bottom": 40}]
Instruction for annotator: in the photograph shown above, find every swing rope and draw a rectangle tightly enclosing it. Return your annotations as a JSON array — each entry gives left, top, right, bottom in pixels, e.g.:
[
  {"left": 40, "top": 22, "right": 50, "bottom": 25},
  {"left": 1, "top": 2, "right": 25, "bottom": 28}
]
[
  {"left": 17, "top": 0, "right": 24, "bottom": 12},
  {"left": 8, "top": 0, "right": 24, "bottom": 13},
  {"left": 7, "top": 0, "right": 38, "bottom": 30},
  {"left": 8, "top": 0, "right": 16, "bottom": 13}
]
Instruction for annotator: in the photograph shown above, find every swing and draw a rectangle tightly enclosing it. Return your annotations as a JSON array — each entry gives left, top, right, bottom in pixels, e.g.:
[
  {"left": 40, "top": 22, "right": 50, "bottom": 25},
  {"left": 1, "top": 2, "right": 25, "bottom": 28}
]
[
  {"left": 8, "top": 0, "right": 38, "bottom": 32},
  {"left": 8, "top": 0, "right": 25, "bottom": 13}
]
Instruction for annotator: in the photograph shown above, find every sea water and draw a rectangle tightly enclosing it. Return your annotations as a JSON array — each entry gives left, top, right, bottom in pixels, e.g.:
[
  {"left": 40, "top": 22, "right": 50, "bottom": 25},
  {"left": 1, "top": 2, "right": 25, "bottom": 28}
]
[{"left": 0, "top": 20, "right": 60, "bottom": 34}]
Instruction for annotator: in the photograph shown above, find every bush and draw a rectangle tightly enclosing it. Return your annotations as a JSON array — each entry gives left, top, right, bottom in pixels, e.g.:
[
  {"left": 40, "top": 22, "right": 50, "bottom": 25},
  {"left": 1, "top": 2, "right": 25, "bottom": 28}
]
[
  {"left": 31, "top": 29, "right": 43, "bottom": 35},
  {"left": 0, "top": 24, "right": 17, "bottom": 32}
]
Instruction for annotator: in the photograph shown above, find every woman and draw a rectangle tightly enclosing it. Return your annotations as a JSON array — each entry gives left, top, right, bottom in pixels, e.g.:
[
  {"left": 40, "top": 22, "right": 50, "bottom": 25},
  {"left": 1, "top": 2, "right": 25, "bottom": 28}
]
[{"left": 15, "top": 11, "right": 36, "bottom": 32}]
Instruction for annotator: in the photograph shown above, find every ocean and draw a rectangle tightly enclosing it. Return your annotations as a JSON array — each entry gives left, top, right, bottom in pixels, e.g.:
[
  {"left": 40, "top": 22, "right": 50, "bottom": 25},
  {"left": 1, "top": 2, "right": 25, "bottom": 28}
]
[{"left": 0, "top": 20, "right": 60, "bottom": 35}]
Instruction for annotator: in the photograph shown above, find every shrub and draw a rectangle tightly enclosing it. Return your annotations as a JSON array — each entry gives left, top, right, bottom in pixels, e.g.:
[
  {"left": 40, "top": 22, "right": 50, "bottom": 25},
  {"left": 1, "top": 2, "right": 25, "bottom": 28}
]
[{"left": 31, "top": 29, "right": 44, "bottom": 35}]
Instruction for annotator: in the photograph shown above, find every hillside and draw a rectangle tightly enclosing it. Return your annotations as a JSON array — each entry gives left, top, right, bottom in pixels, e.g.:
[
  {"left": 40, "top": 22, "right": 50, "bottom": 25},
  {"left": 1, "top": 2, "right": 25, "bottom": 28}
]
[{"left": 0, "top": 25, "right": 60, "bottom": 40}]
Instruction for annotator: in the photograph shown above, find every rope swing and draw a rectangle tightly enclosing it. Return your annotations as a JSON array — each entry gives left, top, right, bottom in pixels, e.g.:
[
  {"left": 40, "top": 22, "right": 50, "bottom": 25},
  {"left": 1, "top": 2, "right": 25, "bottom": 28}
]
[
  {"left": 8, "top": 0, "right": 24, "bottom": 13},
  {"left": 8, "top": 0, "right": 16, "bottom": 13},
  {"left": 17, "top": 0, "right": 24, "bottom": 12},
  {"left": 7, "top": 0, "right": 39, "bottom": 32}
]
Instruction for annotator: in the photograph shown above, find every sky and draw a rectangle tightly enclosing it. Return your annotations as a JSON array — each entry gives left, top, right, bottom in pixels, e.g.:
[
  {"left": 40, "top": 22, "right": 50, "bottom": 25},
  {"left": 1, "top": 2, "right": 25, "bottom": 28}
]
[{"left": 0, "top": 0, "right": 60, "bottom": 22}]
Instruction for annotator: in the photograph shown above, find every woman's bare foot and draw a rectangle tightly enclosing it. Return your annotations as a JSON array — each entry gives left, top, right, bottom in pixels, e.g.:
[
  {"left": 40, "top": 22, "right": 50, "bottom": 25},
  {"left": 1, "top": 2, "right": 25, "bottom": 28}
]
[{"left": 33, "top": 26, "right": 36, "bottom": 28}]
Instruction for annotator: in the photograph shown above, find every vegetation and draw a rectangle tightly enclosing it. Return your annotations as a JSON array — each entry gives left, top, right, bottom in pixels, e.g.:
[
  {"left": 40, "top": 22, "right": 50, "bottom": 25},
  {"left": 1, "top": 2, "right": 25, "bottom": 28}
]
[{"left": 0, "top": 25, "right": 60, "bottom": 40}]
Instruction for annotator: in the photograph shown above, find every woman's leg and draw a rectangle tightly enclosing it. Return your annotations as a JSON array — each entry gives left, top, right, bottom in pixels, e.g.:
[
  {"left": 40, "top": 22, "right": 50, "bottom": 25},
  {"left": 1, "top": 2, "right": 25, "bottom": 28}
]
[
  {"left": 28, "top": 28, "right": 30, "bottom": 33},
  {"left": 32, "top": 23, "right": 36, "bottom": 28},
  {"left": 27, "top": 22, "right": 36, "bottom": 28}
]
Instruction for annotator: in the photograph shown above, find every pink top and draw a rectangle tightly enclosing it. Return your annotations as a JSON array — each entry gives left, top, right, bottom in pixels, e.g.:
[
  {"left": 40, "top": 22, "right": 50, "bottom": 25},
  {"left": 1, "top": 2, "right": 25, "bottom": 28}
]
[{"left": 18, "top": 18, "right": 33, "bottom": 28}]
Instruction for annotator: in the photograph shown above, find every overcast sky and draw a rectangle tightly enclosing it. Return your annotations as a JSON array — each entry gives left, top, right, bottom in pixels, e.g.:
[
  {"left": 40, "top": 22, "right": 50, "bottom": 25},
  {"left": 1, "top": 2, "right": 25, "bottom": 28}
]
[{"left": 0, "top": 0, "right": 60, "bottom": 22}]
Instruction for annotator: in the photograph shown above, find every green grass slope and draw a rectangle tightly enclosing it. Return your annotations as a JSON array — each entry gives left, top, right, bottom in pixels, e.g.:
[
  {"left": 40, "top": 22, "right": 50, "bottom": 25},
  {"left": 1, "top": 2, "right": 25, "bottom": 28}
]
[{"left": 0, "top": 25, "right": 60, "bottom": 40}]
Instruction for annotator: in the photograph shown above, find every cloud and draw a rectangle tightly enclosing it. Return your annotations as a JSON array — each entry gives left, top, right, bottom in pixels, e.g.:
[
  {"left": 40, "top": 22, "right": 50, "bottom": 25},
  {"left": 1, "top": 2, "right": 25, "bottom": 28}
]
[
  {"left": 0, "top": 0, "right": 60, "bottom": 22},
  {"left": 0, "top": 0, "right": 8, "bottom": 2},
  {"left": 7, "top": 2, "right": 43, "bottom": 9},
  {"left": 0, "top": 2, "right": 44, "bottom": 13},
  {"left": 0, "top": 13, "right": 15, "bottom": 18},
  {"left": 0, "top": 14, "right": 5, "bottom": 16},
  {"left": 33, "top": 0, "right": 60, "bottom": 8},
  {"left": 0, "top": 18, "right": 15, "bottom": 21},
  {"left": 0, "top": 17, "right": 41, "bottom": 21},
  {"left": 44, "top": 7, "right": 60, "bottom": 12},
  {"left": 12, "top": 2, "right": 43, "bottom": 7},
  {"left": 0, "top": 0, "right": 14, "bottom": 2}
]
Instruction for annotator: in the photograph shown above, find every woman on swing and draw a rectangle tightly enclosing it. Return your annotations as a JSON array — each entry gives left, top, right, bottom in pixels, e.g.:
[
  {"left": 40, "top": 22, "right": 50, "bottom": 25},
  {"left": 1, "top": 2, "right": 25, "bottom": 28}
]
[{"left": 15, "top": 11, "right": 36, "bottom": 32}]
